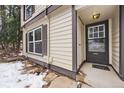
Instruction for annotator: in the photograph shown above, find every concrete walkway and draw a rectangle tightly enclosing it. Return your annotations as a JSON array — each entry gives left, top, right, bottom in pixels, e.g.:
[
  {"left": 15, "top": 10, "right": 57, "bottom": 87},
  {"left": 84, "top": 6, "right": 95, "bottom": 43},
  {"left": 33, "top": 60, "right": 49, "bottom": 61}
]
[{"left": 80, "top": 63, "right": 124, "bottom": 88}]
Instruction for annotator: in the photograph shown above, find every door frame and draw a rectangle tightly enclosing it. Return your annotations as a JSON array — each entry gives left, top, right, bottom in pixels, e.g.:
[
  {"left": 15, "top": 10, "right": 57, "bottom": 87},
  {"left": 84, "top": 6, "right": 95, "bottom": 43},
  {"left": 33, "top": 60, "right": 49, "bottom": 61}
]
[{"left": 85, "top": 20, "right": 109, "bottom": 65}]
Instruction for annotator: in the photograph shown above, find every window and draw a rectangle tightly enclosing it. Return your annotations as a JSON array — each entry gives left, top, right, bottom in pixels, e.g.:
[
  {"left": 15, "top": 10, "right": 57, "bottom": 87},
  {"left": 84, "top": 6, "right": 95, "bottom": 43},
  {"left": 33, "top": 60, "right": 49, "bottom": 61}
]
[
  {"left": 28, "top": 27, "right": 42, "bottom": 54},
  {"left": 88, "top": 24, "right": 105, "bottom": 52},
  {"left": 88, "top": 24, "right": 105, "bottom": 39},
  {"left": 24, "top": 5, "right": 35, "bottom": 20}
]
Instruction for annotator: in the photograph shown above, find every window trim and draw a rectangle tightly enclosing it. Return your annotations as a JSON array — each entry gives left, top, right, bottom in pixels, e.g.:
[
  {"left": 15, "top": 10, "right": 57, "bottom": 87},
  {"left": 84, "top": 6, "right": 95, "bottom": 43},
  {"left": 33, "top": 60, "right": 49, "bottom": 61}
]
[{"left": 27, "top": 26, "right": 42, "bottom": 56}]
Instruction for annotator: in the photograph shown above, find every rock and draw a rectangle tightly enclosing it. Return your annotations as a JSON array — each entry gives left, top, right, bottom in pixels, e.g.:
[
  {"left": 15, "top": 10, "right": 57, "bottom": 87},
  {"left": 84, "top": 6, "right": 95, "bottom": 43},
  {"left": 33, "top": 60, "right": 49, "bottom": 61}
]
[
  {"left": 42, "top": 82, "right": 51, "bottom": 88},
  {"left": 76, "top": 71, "right": 86, "bottom": 82},
  {"left": 43, "top": 72, "right": 59, "bottom": 82},
  {"left": 77, "top": 82, "right": 82, "bottom": 88},
  {"left": 27, "top": 67, "right": 39, "bottom": 74},
  {"left": 48, "top": 76, "right": 77, "bottom": 88},
  {"left": 25, "top": 85, "right": 31, "bottom": 88},
  {"left": 76, "top": 74, "right": 84, "bottom": 82},
  {"left": 81, "top": 84, "right": 92, "bottom": 88}
]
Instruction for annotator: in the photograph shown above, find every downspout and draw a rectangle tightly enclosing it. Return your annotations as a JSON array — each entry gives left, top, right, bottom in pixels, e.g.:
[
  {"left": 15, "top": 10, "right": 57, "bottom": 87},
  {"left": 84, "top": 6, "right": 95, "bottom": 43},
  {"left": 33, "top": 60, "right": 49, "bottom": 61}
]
[{"left": 44, "top": 5, "right": 51, "bottom": 69}]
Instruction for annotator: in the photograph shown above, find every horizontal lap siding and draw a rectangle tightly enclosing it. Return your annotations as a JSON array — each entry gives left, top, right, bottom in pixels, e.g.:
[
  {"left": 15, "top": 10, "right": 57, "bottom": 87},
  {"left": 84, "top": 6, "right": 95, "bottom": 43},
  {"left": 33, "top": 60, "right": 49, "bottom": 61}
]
[
  {"left": 49, "top": 6, "right": 73, "bottom": 70},
  {"left": 112, "top": 6, "right": 120, "bottom": 72}
]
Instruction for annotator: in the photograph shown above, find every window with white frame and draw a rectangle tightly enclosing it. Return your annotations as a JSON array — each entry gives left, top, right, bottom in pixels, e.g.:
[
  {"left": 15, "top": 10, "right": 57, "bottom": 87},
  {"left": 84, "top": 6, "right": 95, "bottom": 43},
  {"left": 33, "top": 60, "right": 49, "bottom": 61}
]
[
  {"left": 25, "top": 5, "right": 35, "bottom": 20},
  {"left": 88, "top": 24, "right": 105, "bottom": 39},
  {"left": 28, "top": 26, "right": 42, "bottom": 54}
]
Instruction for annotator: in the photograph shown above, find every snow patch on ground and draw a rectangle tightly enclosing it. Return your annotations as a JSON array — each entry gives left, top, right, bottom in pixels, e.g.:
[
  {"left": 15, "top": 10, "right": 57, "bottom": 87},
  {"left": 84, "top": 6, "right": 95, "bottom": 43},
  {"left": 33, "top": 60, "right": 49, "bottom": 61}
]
[{"left": 0, "top": 61, "right": 46, "bottom": 88}]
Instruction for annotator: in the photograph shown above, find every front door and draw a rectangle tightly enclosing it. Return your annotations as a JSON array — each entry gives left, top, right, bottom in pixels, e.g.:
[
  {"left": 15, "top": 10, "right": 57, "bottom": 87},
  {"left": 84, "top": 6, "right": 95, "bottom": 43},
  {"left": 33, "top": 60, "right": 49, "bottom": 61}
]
[{"left": 86, "top": 20, "right": 109, "bottom": 65}]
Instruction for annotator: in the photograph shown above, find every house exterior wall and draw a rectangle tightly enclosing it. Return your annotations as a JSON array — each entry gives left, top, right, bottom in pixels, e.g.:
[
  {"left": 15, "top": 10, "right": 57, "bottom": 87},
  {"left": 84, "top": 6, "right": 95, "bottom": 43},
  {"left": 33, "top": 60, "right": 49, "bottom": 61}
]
[
  {"left": 49, "top": 6, "right": 73, "bottom": 70},
  {"left": 21, "top": 5, "right": 124, "bottom": 80},
  {"left": 111, "top": 6, "right": 120, "bottom": 72},
  {"left": 22, "top": 6, "right": 73, "bottom": 72}
]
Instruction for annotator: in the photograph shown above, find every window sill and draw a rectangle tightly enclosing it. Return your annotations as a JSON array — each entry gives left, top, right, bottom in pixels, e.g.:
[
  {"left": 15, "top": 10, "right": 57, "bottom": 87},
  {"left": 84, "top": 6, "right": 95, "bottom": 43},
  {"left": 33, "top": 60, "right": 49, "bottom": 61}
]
[{"left": 27, "top": 52, "right": 43, "bottom": 57}]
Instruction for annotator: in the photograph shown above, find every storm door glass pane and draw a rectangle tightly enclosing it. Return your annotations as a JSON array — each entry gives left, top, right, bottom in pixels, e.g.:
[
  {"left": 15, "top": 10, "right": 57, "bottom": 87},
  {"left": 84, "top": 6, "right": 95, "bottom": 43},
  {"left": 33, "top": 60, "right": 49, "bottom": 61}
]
[
  {"left": 94, "top": 27, "right": 98, "bottom": 32},
  {"left": 99, "top": 32, "right": 104, "bottom": 38},
  {"left": 89, "top": 28, "right": 93, "bottom": 33},
  {"left": 88, "top": 38, "right": 105, "bottom": 52},
  {"left": 89, "top": 34, "right": 93, "bottom": 38},
  {"left": 94, "top": 33, "right": 98, "bottom": 38},
  {"left": 88, "top": 27, "right": 93, "bottom": 39},
  {"left": 99, "top": 25, "right": 104, "bottom": 31}
]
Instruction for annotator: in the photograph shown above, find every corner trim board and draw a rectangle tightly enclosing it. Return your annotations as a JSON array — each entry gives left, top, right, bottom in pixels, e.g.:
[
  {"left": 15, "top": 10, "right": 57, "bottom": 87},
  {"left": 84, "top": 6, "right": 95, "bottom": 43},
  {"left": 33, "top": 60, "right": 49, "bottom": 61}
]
[
  {"left": 72, "top": 5, "right": 77, "bottom": 72},
  {"left": 119, "top": 5, "right": 124, "bottom": 81}
]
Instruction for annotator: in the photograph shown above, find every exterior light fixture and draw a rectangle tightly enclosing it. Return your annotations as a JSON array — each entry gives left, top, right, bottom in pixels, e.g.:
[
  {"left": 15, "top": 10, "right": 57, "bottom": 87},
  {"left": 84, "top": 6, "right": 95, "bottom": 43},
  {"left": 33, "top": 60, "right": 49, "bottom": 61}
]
[{"left": 92, "top": 13, "right": 100, "bottom": 20}]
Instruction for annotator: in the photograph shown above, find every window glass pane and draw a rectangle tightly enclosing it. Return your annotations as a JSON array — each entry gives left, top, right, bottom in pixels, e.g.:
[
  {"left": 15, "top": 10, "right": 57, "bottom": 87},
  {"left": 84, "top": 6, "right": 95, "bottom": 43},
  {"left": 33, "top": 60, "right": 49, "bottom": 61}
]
[
  {"left": 89, "top": 28, "right": 93, "bottom": 33},
  {"left": 26, "top": 6, "right": 32, "bottom": 19},
  {"left": 35, "top": 42, "right": 42, "bottom": 53},
  {"left": 89, "top": 33, "right": 93, "bottom": 39},
  {"left": 29, "top": 32, "right": 33, "bottom": 41},
  {"left": 94, "top": 27, "right": 98, "bottom": 32},
  {"left": 99, "top": 26, "right": 104, "bottom": 31},
  {"left": 29, "top": 43, "right": 34, "bottom": 52},
  {"left": 88, "top": 39, "right": 105, "bottom": 52},
  {"left": 35, "top": 28, "right": 41, "bottom": 41},
  {"left": 99, "top": 32, "right": 104, "bottom": 38},
  {"left": 94, "top": 33, "right": 98, "bottom": 38}
]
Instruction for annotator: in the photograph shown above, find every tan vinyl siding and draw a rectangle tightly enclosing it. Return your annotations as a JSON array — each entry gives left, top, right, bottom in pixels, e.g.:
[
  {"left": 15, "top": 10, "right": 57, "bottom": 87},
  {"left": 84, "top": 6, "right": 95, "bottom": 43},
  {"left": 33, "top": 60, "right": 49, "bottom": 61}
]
[
  {"left": 49, "top": 6, "right": 72, "bottom": 70},
  {"left": 112, "top": 6, "right": 120, "bottom": 72},
  {"left": 22, "top": 6, "right": 73, "bottom": 71}
]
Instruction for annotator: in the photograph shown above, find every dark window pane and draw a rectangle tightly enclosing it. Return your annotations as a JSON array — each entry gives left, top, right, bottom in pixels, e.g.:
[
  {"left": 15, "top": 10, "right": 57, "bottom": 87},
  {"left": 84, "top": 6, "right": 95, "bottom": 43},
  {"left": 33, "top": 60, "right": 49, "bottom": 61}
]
[
  {"left": 29, "top": 43, "right": 34, "bottom": 52},
  {"left": 89, "top": 28, "right": 93, "bottom": 33},
  {"left": 26, "top": 5, "right": 34, "bottom": 19},
  {"left": 94, "top": 33, "right": 98, "bottom": 38},
  {"left": 89, "top": 33, "right": 93, "bottom": 38},
  {"left": 26, "top": 6, "right": 32, "bottom": 18},
  {"left": 99, "top": 32, "right": 104, "bottom": 37},
  {"left": 94, "top": 27, "right": 98, "bottom": 32},
  {"left": 99, "top": 26, "right": 104, "bottom": 31},
  {"left": 35, "top": 28, "right": 41, "bottom": 41},
  {"left": 35, "top": 42, "right": 42, "bottom": 53},
  {"left": 29, "top": 32, "right": 33, "bottom": 41}
]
